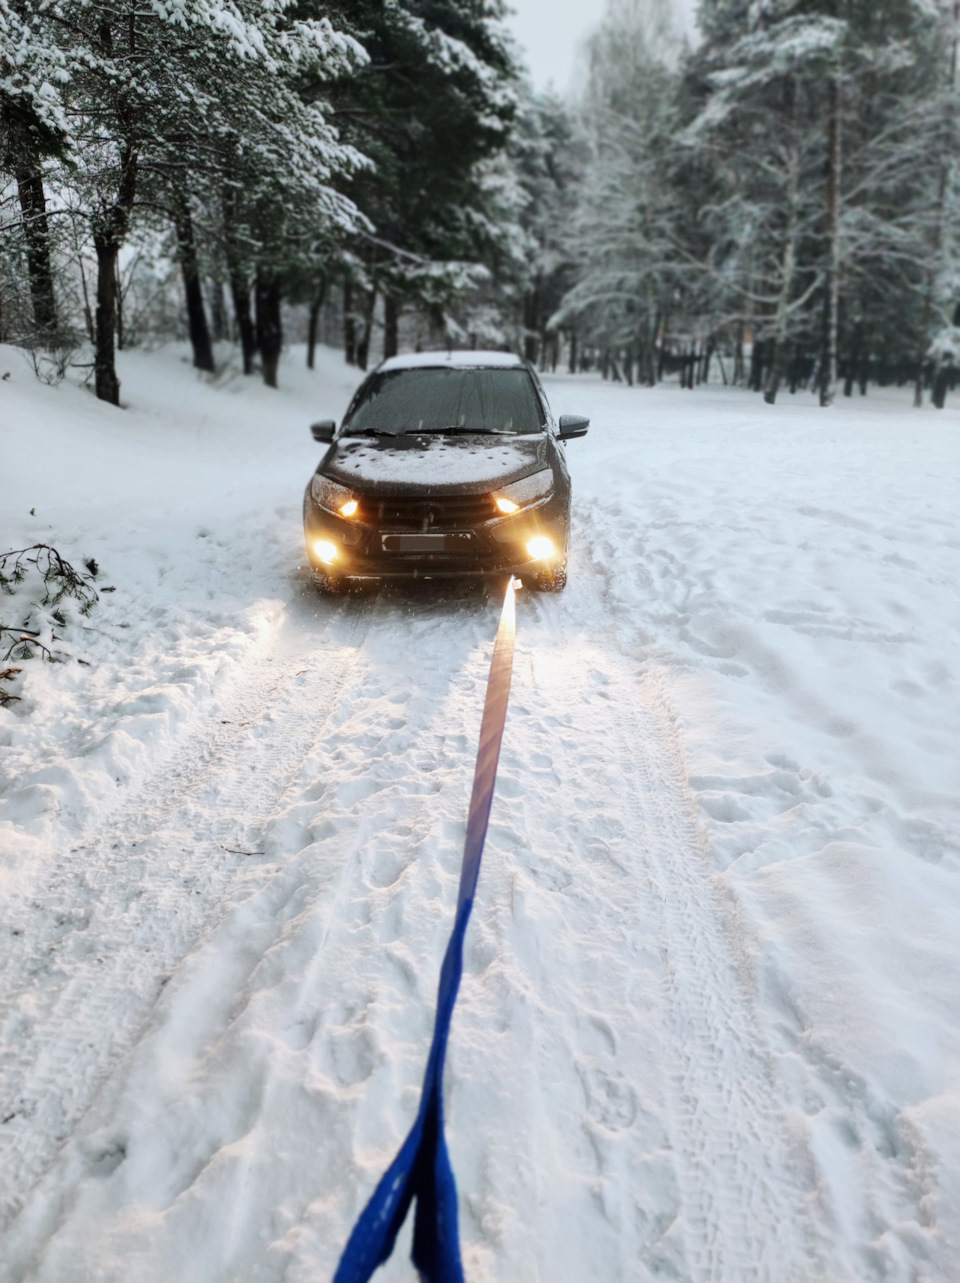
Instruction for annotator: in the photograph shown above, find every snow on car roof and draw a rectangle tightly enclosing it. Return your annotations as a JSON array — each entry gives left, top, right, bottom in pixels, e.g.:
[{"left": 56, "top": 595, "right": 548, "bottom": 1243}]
[{"left": 377, "top": 350, "right": 526, "bottom": 372}]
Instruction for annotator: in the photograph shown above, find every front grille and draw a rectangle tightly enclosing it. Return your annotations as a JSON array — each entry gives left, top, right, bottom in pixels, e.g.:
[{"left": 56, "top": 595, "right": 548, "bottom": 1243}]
[{"left": 363, "top": 492, "right": 497, "bottom": 530}]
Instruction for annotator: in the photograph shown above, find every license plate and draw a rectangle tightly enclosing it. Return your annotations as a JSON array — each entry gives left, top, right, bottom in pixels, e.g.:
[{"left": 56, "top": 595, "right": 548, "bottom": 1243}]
[{"left": 381, "top": 533, "right": 474, "bottom": 553}]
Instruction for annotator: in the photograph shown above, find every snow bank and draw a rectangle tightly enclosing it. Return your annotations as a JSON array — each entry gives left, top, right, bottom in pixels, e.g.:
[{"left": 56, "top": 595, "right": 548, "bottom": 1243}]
[{"left": 0, "top": 342, "right": 359, "bottom": 875}]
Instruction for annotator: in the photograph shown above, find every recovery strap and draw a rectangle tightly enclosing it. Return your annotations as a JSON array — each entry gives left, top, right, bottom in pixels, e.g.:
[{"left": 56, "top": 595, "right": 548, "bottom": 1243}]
[{"left": 334, "top": 578, "right": 517, "bottom": 1283}]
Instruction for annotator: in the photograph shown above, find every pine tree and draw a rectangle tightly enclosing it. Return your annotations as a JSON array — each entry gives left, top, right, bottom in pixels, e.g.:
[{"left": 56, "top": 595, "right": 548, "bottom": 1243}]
[
  {"left": 557, "top": 0, "right": 690, "bottom": 382},
  {"left": 318, "top": 0, "right": 520, "bottom": 360},
  {"left": 27, "top": 0, "right": 365, "bottom": 400},
  {"left": 0, "top": 2, "right": 72, "bottom": 341}
]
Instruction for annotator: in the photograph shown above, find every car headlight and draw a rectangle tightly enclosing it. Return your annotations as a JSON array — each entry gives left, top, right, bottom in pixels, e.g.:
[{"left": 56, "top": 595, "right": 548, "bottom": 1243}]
[
  {"left": 311, "top": 474, "right": 356, "bottom": 514},
  {"left": 493, "top": 469, "right": 554, "bottom": 511},
  {"left": 526, "top": 536, "right": 556, "bottom": 561}
]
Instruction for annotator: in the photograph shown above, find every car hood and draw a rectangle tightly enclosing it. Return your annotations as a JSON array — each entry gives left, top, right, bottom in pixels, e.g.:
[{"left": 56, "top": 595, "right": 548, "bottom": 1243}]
[{"left": 320, "top": 433, "right": 549, "bottom": 496}]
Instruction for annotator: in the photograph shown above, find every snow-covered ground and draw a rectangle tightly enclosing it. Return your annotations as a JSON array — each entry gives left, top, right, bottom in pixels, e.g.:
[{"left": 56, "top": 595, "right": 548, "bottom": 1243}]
[{"left": 1, "top": 344, "right": 958, "bottom": 1281}]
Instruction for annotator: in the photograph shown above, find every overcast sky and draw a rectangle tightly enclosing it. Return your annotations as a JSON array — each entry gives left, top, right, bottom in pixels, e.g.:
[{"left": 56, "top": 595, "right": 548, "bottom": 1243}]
[{"left": 503, "top": 0, "right": 698, "bottom": 94}]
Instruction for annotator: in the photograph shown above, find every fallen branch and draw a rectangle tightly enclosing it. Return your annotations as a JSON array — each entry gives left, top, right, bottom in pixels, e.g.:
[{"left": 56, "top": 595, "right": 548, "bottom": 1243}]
[
  {"left": 0, "top": 544, "right": 99, "bottom": 613},
  {"left": 3, "top": 635, "right": 55, "bottom": 663},
  {"left": 0, "top": 665, "right": 22, "bottom": 706}
]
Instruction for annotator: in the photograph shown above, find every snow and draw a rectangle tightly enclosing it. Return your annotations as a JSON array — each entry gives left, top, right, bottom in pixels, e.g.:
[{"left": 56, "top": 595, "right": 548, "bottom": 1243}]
[
  {"left": 1, "top": 346, "right": 959, "bottom": 1280},
  {"left": 377, "top": 350, "right": 526, "bottom": 371},
  {"left": 328, "top": 436, "right": 544, "bottom": 488}
]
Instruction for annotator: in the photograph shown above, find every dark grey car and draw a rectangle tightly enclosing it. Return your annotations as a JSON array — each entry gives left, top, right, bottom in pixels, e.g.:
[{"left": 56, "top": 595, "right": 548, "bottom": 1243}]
[{"left": 302, "top": 351, "right": 588, "bottom": 591}]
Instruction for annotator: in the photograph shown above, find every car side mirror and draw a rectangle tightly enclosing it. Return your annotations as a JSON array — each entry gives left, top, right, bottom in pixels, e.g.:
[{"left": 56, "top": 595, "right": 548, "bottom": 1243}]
[
  {"left": 558, "top": 414, "right": 589, "bottom": 439},
  {"left": 310, "top": 420, "right": 337, "bottom": 443}
]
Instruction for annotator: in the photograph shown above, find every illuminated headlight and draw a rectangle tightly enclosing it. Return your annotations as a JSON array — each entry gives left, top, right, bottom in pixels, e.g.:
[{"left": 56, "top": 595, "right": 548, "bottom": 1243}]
[
  {"left": 311, "top": 474, "right": 356, "bottom": 514},
  {"left": 493, "top": 469, "right": 554, "bottom": 512},
  {"left": 313, "top": 539, "right": 338, "bottom": 565},
  {"left": 526, "top": 536, "right": 555, "bottom": 561}
]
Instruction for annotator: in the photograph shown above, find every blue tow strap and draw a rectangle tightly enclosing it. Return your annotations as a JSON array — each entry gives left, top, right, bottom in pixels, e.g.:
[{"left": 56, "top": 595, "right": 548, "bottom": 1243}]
[{"left": 334, "top": 579, "right": 517, "bottom": 1283}]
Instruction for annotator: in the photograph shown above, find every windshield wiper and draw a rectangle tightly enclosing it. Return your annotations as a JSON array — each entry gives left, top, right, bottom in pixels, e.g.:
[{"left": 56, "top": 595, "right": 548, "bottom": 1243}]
[
  {"left": 343, "top": 427, "right": 401, "bottom": 437},
  {"left": 400, "top": 425, "right": 512, "bottom": 436}
]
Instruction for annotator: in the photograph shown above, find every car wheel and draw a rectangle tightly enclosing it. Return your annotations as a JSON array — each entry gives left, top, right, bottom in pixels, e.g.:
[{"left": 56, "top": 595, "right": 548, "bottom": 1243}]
[
  {"left": 311, "top": 567, "right": 345, "bottom": 595},
  {"left": 524, "top": 561, "right": 567, "bottom": 592}
]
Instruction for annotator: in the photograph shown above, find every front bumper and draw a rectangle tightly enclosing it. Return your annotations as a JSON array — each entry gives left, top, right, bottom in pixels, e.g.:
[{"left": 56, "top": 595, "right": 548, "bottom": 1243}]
[{"left": 303, "top": 494, "right": 567, "bottom": 581}]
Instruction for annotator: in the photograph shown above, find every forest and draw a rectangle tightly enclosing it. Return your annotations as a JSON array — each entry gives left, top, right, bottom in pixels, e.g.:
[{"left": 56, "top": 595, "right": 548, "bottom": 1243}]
[{"left": 2, "top": 0, "right": 960, "bottom": 410}]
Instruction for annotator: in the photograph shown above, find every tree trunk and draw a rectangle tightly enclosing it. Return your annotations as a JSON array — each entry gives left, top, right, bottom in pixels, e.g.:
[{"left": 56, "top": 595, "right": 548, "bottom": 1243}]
[
  {"left": 16, "top": 170, "right": 58, "bottom": 340},
  {"left": 210, "top": 280, "right": 228, "bottom": 342},
  {"left": 702, "top": 339, "right": 714, "bottom": 386},
  {"left": 932, "top": 363, "right": 951, "bottom": 408},
  {"left": 356, "top": 290, "right": 376, "bottom": 371},
  {"left": 843, "top": 326, "right": 862, "bottom": 397},
  {"left": 789, "top": 346, "right": 804, "bottom": 394},
  {"left": 344, "top": 280, "right": 357, "bottom": 365},
  {"left": 256, "top": 276, "right": 282, "bottom": 389},
  {"left": 568, "top": 326, "right": 578, "bottom": 375},
  {"left": 90, "top": 140, "right": 138, "bottom": 404},
  {"left": 78, "top": 254, "right": 94, "bottom": 342},
  {"left": 174, "top": 199, "right": 214, "bottom": 373},
  {"left": 820, "top": 74, "right": 843, "bottom": 407},
  {"left": 657, "top": 313, "right": 672, "bottom": 382},
  {"left": 383, "top": 294, "right": 399, "bottom": 360},
  {"left": 307, "top": 280, "right": 327, "bottom": 370},
  {"left": 749, "top": 337, "right": 765, "bottom": 391},
  {"left": 229, "top": 275, "right": 256, "bottom": 375},
  {"left": 523, "top": 276, "right": 541, "bottom": 364},
  {"left": 764, "top": 128, "right": 800, "bottom": 405},
  {"left": 645, "top": 311, "right": 661, "bottom": 385},
  {"left": 222, "top": 185, "right": 256, "bottom": 374},
  {"left": 115, "top": 258, "right": 125, "bottom": 351},
  {"left": 93, "top": 233, "right": 121, "bottom": 405},
  {"left": 914, "top": 0, "right": 959, "bottom": 407}
]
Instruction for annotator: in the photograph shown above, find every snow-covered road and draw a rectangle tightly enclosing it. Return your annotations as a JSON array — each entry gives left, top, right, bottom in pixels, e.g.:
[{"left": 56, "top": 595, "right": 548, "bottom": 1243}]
[{"left": 1, "top": 346, "right": 958, "bottom": 1280}]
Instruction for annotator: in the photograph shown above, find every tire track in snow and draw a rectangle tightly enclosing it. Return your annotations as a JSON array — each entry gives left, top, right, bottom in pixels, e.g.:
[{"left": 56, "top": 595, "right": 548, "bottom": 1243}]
[
  {"left": 1, "top": 588, "right": 512, "bottom": 1282},
  {"left": 570, "top": 490, "right": 933, "bottom": 1278},
  {"left": 623, "top": 670, "right": 819, "bottom": 1281},
  {"left": 0, "top": 592, "right": 372, "bottom": 1228},
  {"left": 570, "top": 516, "right": 821, "bottom": 1277},
  {"left": 1, "top": 568, "right": 818, "bottom": 1276},
  {"left": 444, "top": 589, "right": 819, "bottom": 1281}
]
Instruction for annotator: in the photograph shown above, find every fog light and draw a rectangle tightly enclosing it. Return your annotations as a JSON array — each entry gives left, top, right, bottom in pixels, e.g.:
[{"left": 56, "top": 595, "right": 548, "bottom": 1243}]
[
  {"left": 340, "top": 499, "right": 359, "bottom": 518},
  {"left": 495, "top": 496, "right": 520, "bottom": 515},
  {"left": 314, "top": 539, "right": 338, "bottom": 565},
  {"left": 526, "top": 536, "right": 555, "bottom": 561}
]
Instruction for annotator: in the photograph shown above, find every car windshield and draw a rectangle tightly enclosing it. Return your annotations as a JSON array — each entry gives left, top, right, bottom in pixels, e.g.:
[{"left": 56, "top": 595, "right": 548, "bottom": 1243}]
[{"left": 343, "top": 367, "right": 545, "bottom": 436}]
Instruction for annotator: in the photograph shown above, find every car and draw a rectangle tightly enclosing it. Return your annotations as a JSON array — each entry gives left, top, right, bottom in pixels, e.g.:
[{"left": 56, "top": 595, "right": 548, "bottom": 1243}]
[{"left": 302, "top": 350, "right": 589, "bottom": 592}]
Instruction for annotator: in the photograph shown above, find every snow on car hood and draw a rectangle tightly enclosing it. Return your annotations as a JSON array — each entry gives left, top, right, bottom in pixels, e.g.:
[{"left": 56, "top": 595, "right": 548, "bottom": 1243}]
[{"left": 320, "top": 433, "right": 549, "bottom": 495}]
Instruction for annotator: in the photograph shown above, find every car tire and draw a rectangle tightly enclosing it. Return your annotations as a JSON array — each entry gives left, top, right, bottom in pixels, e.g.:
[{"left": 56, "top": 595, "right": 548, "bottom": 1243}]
[
  {"left": 525, "top": 562, "right": 567, "bottom": 592},
  {"left": 311, "top": 567, "right": 345, "bottom": 594}
]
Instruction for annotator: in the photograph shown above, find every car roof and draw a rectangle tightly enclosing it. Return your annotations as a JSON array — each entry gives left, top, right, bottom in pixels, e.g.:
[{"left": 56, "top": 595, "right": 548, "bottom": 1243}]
[{"left": 376, "top": 350, "right": 526, "bottom": 373}]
